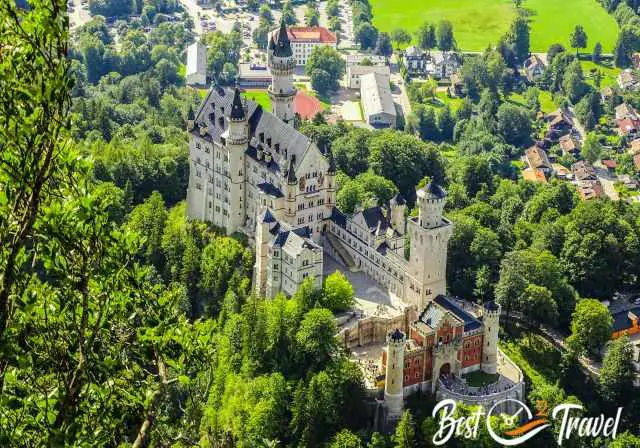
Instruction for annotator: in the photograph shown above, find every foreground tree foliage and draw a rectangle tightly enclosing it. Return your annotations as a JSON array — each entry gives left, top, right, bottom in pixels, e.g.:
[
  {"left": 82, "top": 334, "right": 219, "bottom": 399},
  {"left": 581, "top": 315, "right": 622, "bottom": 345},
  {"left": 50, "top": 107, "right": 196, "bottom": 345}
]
[{"left": 0, "top": 2, "right": 369, "bottom": 446}]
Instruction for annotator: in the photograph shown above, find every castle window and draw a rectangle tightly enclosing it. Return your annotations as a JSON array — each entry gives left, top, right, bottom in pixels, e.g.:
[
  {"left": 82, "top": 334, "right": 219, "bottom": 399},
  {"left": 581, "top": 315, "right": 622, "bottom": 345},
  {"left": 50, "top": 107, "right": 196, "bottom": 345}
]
[
  {"left": 196, "top": 142, "right": 201, "bottom": 149},
  {"left": 267, "top": 138, "right": 271, "bottom": 147},
  {"left": 259, "top": 132, "right": 264, "bottom": 143},
  {"left": 275, "top": 143, "right": 280, "bottom": 153},
  {"left": 218, "top": 117, "right": 224, "bottom": 127}
]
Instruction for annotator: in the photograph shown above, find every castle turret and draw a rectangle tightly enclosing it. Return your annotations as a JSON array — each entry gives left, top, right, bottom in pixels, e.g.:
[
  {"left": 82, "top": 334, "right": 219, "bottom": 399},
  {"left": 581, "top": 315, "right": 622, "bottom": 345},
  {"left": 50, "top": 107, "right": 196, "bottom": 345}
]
[
  {"left": 405, "top": 183, "right": 453, "bottom": 310},
  {"left": 384, "top": 328, "right": 406, "bottom": 421},
  {"left": 417, "top": 183, "right": 446, "bottom": 229},
  {"left": 223, "top": 87, "right": 249, "bottom": 234},
  {"left": 255, "top": 208, "right": 277, "bottom": 296},
  {"left": 390, "top": 193, "right": 406, "bottom": 235},
  {"left": 284, "top": 156, "right": 298, "bottom": 226},
  {"left": 268, "top": 20, "right": 296, "bottom": 125},
  {"left": 481, "top": 301, "right": 501, "bottom": 374}
]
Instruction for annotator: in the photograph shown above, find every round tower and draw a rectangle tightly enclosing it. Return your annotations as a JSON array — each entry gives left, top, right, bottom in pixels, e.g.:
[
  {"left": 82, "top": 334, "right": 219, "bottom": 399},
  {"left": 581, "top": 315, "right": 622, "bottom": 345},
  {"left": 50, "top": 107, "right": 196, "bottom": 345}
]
[
  {"left": 225, "top": 87, "right": 248, "bottom": 234},
  {"left": 284, "top": 156, "right": 297, "bottom": 226},
  {"left": 390, "top": 193, "right": 406, "bottom": 234},
  {"left": 268, "top": 20, "right": 296, "bottom": 125},
  {"left": 417, "top": 183, "right": 446, "bottom": 229},
  {"left": 384, "top": 329, "right": 406, "bottom": 421},
  {"left": 481, "top": 301, "right": 501, "bottom": 374}
]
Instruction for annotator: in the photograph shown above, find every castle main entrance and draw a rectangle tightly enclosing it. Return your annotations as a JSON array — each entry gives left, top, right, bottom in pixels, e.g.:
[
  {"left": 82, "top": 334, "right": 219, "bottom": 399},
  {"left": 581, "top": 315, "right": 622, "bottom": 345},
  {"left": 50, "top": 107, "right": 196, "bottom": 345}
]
[{"left": 439, "top": 363, "right": 451, "bottom": 376}]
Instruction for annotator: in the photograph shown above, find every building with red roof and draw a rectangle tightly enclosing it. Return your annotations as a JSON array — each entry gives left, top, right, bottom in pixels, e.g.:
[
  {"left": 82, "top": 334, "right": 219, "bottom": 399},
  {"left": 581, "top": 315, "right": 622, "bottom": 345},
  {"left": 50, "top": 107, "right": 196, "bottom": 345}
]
[{"left": 273, "top": 26, "right": 337, "bottom": 66}]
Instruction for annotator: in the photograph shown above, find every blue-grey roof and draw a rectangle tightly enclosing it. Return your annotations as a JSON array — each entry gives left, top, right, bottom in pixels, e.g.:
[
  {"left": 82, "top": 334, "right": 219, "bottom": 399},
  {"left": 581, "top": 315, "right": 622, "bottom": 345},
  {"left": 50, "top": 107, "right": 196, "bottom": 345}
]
[
  {"left": 434, "top": 295, "right": 482, "bottom": 332},
  {"left": 419, "top": 303, "right": 445, "bottom": 329},
  {"left": 612, "top": 307, "right": 640, "bottom": 332},
  {"left": 260, "top": 208, "right": 276, "bottom": 223},
  {"left": 257, "top": 182, "right": 284, "bottom": 198},
  {"left": 390, "top": 193, "right": 406, "bottom": 206},
  {"left": 425, "top": 183, "right": 446, "bottom": 199},
  {"left": 331, "top": 208, "right": 347, "bottom": 227}
]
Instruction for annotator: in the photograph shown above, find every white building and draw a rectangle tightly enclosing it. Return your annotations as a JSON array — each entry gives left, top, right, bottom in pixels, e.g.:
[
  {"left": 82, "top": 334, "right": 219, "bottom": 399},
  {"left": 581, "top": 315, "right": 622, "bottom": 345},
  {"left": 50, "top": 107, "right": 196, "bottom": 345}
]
[
  {"left": 360, "top": 72, "right": 397, "bottom": 129},
  {"left": 185, "top": 41, "right": 207, "bottom": 86},
  {"left": 347, "top": 64, "right": 391, "bottom": 89},
  {"left": 270, "top": 25, "right": 337, "bottom": 67},
  {"left": 186, "top": 21, "right": 450, "bottom": 307}
]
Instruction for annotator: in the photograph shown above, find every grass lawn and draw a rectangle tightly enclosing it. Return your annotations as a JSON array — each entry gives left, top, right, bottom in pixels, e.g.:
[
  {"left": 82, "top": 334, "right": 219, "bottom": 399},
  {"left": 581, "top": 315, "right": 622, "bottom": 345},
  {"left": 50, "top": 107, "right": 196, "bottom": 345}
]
[
  {"left": 526, "top": 0, "right": 618, "bottom": 54},
  {"left": 539, "top": 91, "right": 557, "bottom": 113},
  {"left": 581, "top": 59, "right": 621, "bottom": 88},
  {"left": 500, "top": 332, "right": 563, "bottom": 388},
  {"left": 370, "top": 0, "right": 617, "bottom": 52},
  {"left": 508, "top": 90, "right": 557, "bottom": 114},
  {"left": 242, "top": 89, "right": 272, "bottom": 110},
  {"left": 462, "top": 370, "right": 500, "bottom": 387}
]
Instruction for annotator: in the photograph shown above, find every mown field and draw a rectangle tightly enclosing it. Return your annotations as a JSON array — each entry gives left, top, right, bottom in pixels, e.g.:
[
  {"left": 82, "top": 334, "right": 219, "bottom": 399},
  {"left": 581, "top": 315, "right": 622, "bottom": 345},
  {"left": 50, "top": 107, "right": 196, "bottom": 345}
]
[{"left": 370, "top": 0, "right": 618, "bottom": 52}]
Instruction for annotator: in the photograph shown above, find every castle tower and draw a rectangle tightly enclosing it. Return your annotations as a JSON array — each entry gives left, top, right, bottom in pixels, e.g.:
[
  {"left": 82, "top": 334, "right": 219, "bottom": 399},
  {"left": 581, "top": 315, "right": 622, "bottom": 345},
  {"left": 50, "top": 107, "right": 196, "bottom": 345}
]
[
  {"left": 384, "top": 329, "right": 406, "bottom": 421},
  {"left": 481, "top": 301, "right": 501, "bottom": 374},
  {"left": 268, "top": 20, "right": 296, "bottom": 125},
  {"left": 405, "top": 183, "right": 453, "bottom": 309},
  {"left": 390, "top": 193, "right": 406, "bottom": 235},
  {"left": 284, "top": 156, "right": 298, "bottom": 227},
  {"left": 223, "top": 87, "right": 249, "bottom": 234},
  {"left": 255, "top": 208, "right": 276, "bottom": 297}
]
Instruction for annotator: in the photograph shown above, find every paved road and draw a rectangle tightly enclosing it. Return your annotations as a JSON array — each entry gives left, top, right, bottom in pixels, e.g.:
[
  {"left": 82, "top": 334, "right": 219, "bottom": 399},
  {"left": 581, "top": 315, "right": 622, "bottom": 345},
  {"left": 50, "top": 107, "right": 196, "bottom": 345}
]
[
  {"left": 178, "top": 0, "right": 204, "bottom": 34},
  {"left": 568, "top": 108, "right": 621, "bottom": 201},
  {"left": 390, "top": 67, "right": 412, "bottom": 119}
]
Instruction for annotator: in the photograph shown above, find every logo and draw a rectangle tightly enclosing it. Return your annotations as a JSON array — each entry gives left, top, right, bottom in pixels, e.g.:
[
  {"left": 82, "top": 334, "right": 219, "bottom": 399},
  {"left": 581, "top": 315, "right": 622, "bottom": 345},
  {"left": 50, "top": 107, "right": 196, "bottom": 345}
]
[{"left": 432, "top": 399, "right": 623, "bottom": 446}]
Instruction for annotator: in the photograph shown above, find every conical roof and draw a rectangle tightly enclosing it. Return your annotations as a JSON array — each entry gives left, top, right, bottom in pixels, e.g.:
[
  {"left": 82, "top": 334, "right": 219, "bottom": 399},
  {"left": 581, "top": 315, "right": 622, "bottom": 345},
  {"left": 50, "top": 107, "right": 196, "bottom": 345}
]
[
  {"left": 287, "top": 157, "right": 297, "bottom": 184},
  {"left": 272, "top": 20, "right": 293, "bottom": 58},
  {"left": 229, "top": 86, "right": 246, "bottom": 121}
]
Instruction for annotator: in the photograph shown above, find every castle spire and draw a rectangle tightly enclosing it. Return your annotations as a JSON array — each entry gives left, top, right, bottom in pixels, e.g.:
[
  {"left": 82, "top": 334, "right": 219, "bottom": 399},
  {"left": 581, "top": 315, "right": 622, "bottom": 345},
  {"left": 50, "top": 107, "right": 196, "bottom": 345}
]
[
  {"left": 230, "top": 86, "right": 246, "bottom": 121},
  {"left": 274, "top": 19, "right": 292, "bottom": 58}
]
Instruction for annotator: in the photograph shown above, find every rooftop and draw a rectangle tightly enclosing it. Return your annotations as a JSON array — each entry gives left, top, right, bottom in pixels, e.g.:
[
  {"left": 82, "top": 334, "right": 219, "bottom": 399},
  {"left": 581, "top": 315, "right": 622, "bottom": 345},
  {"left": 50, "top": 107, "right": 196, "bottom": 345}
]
[{"left": 287, "top": 26, "right": 337, "bottom": 43}]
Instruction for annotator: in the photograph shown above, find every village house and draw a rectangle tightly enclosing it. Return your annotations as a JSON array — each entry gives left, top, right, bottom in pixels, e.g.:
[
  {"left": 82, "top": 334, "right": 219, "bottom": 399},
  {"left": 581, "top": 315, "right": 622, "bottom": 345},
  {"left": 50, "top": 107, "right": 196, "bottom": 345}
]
[
  {"left": 347, "top": 64, "right": 391, "bottom": 89},
  {"left": 615, "top": 103, "right": 639, "bottom": 121},
  {"left": 545, "top": 108, "right": 574, "bottom": 142},
  {"left": 345, "top": 53, "right": 387, "bottom": 67},
  {"left": 617, "top": 69, "right": 640, "bottom": 91},
  {"left": 273, "top": 25, "right": 337, "bottom": 67},
  {"left": 360, "top": 72, "right": 397, "bottom": 128},
  {"left": 634, "top": 154, "right": 640, "bottom": 172},
  {"left": 601, "top": 159, "right": 617, "bottom": 176},
  {"left": 185, "top": 41, "right": 208, "bottom": 86},
  {"left": 617, "top": 118, "right": 640, "bottom": 137},
  {"left": 632, "top": 53, "right": 640, "bottom": 70},
  {"left": 577, "top": 180, "right": 604, "bottom": 200},
  {"left": 525, "top": 145, "right": 553, "bottom": 175},
  {"left": 559, "top": 134, "right": 580, "bottom": 157},
  {"left": 572, "top": 160, "right": 598, "bottom": 181},
  {"left": 522, "top": 167, "right": 548, "bottom": 183},
  {"left": 238, "top": 63, "right": 272, "bottom": 88},
  {"left": 523, "top": 55, "right": 545, "bottom": 82},
  {"left": 403, "top": 47, "right": 460, "bottom": 79},
  {"left": 448, "top": 72, "right": 464, "bottom": 97}
]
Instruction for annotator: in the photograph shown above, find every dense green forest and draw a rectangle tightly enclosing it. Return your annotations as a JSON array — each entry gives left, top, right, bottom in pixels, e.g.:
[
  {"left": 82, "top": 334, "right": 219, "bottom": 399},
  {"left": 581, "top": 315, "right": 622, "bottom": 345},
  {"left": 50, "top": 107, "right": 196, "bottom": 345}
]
[{"left": 1, "top": 0, "right": 639, "bottom": 446}]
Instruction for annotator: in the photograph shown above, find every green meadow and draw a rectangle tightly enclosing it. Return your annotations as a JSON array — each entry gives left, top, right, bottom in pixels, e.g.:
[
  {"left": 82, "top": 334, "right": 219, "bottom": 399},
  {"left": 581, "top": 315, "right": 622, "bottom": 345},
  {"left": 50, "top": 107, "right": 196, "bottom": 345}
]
[{"left": 370, "top": 0, "right": 618, "bottom": 52}]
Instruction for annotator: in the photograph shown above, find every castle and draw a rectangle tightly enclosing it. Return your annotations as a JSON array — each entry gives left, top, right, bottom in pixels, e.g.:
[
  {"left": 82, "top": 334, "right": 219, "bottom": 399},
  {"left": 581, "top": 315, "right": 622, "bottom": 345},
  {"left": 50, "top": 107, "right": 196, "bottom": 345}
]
[{"left": 186, "top": 20, "right": 524, "bottom": 420}]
